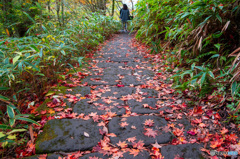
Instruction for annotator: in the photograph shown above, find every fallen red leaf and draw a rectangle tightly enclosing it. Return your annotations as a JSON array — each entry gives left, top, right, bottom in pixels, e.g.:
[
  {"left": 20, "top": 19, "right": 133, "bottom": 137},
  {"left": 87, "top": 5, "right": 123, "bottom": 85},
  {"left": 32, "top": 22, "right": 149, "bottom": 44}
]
[
  {"left": 117, "top": 141, "right": 128, "bottom": 148},
  {"left": 120, "top": 122, "right": 129, "bottom": 128},
  {"left": 117, "top": 84, "right": 124, "bottom": 87},
  {"left": 144, "top": 119, "right": 154, "bottom": 127},
  {"left": 144, "top": 128, "right": 158, "bottom": 138}
]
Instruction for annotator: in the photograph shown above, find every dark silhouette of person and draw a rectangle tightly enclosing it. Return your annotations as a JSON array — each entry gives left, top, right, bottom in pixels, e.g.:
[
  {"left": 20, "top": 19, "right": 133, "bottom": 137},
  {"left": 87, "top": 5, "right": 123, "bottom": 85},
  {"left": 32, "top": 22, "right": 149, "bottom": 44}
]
[{"left": 120, "top": 4, "right": 130, "bottom": 32}]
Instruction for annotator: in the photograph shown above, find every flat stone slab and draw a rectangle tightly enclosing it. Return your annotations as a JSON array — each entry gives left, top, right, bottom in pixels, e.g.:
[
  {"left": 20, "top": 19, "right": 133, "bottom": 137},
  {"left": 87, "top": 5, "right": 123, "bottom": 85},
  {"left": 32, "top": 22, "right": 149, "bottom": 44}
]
[
  {"left": 108, "top": 115, "right": 172, "bottom": 146},
  {"left": 122, "top": 150, "right": 150, "bottom": 159},
  {"left": 79, "top": 152, "right": 110, "bottom": 159},
  {"left": 73, "top": 99, "right": 104, "bottom": 115},
  {"left": 73, "top": 99, "right": 125, "bottom": 116},
  {"left": 35, "top": 119, "right": 102, "bottom": 153},
  {"left": 25, "top": 154, "right": 62, "bottom": 159},
  {"left": 134, "top": 69, "right": 154, "bottom": 77},
  {"left": 82, "top": 75, "right": 119, "bottom": 85},
  {"left": 102, "top": 53, "right": 117, "bottom": 58},
  {"left": 121, "top": 75, "right": 143, "bottom": 86},
  {"left": 161, "top": 143, "right": 203, "bottom": 159},
  {"left": 110, "top": 57, "right": 134, "bottom": 62},
  {"left": 97, "top": 86, "right": 136, "bottom": 98},
  {"left": 97, "top": 62, "right": 125, "bottom": 68},
  {"left": 123, "top": 62, "right": 139, "bottom": 68},
  {"left": 65, "top": 86, "right": 91, "bottom": 96},
  {"left": 103, "top": 68, "right": 131, "bottom": 75},
  {"left": 140, "top": 89, "right": 158, "bottom": 97},
  {"left": 79, "top": 150, "right": 150, "bottom": 159},
  {"left": 128, "top": 98, "right": 168, "bottom": 114}
]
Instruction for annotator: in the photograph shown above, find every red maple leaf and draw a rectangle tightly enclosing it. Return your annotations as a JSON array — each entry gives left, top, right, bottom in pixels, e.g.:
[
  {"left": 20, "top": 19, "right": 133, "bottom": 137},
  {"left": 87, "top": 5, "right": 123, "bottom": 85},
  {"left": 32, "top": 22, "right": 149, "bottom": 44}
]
[
  {"left": 54, "top": 107, "right": 63, "bottom": 112},
  {"left": 144, "top": 119, "right": 154, "bottom": 127},
  {"left": 144, "top": 128, "right": 158, "bottom": 138},
  {"left": 152, "top": 141, "right": 162, "bottom": 148},
  {"left": 117, "top": 141, "right": 128, "bottom": 148},
  {"left": 193, "top": 106, "right": 203, "bottom": 115},
  {"left": 210, "top": 138, "right": 224, "bottom": 148},
  {"left": 127, "top": 136, "right": 136, "bottom": 143},
  {"left": 226, "top": 134, "right": 238, "bottom": 142},
  {"left": 214, "top": 113, "right": 221, "bottom": 120},
  {"left": 187, "top": 130, "right": 197, "bottom": 136},
  {"left": 89, "top": 112, "right": 98, "bottom": 117},
  {"left": 220, "top": 127, "right": 229, "bottom": 135},
  {"left": 120, "top": 122, "right": 129, "bottom": 128},
  {"left": 99, "top": 129, "right": 106, "bottom": 135},
  {"left": 191, "top": 118, "right": 202, "bottom": 124},
  {"left": 40, "top": 110, "right": 47, "bottom": 115},
  {"left": 129, "top": 149, "right": 140, "bottom": 157},
  {"left": 173, "top": 128, "right": 184, "bottom": 137},
  {"left": 67, "top": 151, "right": 83, "bottom": 158},
  {"left": 117, "top": 84, "right": 124, "bottom": 87},
  {"left": 107, "top": 133, "right": 117, "bottom": 137},
  {"left": 97, "top": 121, "right": 105, "bottom": 127},
  {"left": 132, "top": 140, "right": 144, "bottom": 149},
  {"left": 38, "top": 154, "right": 47, "bottom": 159},
  {"left": 92, "top": 115, "right": 100, "bottom": 122},
  {"left": 26, "top": 141, "right": 35, "bottom": 154}
]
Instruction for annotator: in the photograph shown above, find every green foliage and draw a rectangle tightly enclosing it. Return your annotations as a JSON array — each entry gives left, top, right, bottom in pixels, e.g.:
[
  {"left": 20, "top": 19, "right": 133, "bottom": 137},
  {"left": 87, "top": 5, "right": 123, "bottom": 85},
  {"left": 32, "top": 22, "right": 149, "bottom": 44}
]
[
  {"left": 0, "top": 0, "right": 121, "bottom": 156},
  {"left": 133, "top": 0, "right": 239, "bottom": 100},
  {"left": 0, "top": 103, "right": 40, "bottom": 148},
  {"left": 0, "top": 1, "right": 42, "bottom": 37},
  {"left": 134, "top": 0, "right": 238, "bottom": 60},
  {"left": 172, "top": 63, "right": 216, "bottom": 97},
  {"left": 0, "top": 6, "right": 120, "bottom": 154},
  {"left": 0, "top": 12, "right": 120, "bottom": 102}
]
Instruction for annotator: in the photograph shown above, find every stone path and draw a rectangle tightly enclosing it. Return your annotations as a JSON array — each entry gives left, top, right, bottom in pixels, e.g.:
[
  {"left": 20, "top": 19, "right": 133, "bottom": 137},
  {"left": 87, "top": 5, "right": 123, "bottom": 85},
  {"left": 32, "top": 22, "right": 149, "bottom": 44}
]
[{"left": 32, "top": 33, "right": 204, "bottom": 159}]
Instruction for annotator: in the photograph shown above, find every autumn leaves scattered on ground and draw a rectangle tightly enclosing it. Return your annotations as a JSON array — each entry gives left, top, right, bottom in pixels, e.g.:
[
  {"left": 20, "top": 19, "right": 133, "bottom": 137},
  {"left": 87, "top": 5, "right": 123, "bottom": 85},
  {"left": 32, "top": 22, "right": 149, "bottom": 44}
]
[{"left": 15, "top": 34, "right": 240, "bottom": 159}]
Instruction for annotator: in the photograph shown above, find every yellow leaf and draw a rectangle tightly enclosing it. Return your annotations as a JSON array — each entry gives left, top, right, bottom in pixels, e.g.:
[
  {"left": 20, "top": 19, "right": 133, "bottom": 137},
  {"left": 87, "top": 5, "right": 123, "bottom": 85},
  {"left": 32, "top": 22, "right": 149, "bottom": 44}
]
[
  {"left": 45, "top": 92, "right": 55, "bottom": 96},
  {"left": 6, "top": 29, "right": 10, "bottom": 36},
  {"left": 7, "top": 134, "right": 16, "bottom": 140},
  {"left": 0, "top": 132, "right": 6, "bottom": 138},
  {"left": 48, "top": 109, "right": 55, "bottom": 114},
  {"left": 2, "top": 141, "right": 8, "bottom": 148}
]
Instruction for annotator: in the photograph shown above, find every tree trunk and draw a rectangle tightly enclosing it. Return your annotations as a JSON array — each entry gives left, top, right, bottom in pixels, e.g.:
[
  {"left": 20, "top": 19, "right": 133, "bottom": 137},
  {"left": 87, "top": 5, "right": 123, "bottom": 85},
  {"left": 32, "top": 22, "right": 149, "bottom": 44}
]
[
  {"left": 56, "top": 0, "right": 61, "bottom": 26},
  {"left": 61, "top": 0, "right": 64, "bottom": 26},
  {"left": 47, "top": 0, "right": 51, "bottom": 13},
  {"left": 112, "top": 0, "right": 115, "bottom": 16},
  {"left": 130, "top": 0, "right": 134, "bottom": 16},
  {"left": 1, "top": 0, "right": 13, "bottom": 36}
]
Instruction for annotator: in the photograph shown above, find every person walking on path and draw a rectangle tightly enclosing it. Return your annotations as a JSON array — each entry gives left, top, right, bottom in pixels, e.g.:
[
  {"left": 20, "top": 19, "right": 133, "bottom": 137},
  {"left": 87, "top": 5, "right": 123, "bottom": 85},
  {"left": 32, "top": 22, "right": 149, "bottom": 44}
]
[{"left": 120, "top": 4, "right": 130, "bottom": 32}]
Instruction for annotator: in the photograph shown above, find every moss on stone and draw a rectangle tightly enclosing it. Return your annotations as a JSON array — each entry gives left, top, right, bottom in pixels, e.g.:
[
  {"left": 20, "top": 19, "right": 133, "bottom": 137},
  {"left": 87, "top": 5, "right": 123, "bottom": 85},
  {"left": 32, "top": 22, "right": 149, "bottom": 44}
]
[
  {"left": 35, "top": 123, "right": 57, "bottom": 151},
  {"left": 36, "top": 98, "right": 51, "bottom": 112},
  {"left": 51, "top": 85, "right": 69, "bottom": 95}
]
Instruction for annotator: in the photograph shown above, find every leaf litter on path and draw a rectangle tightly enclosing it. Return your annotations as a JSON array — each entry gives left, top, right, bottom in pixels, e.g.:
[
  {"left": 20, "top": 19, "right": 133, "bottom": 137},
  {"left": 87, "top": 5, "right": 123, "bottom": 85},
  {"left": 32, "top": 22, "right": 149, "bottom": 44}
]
[{"left": 21, "top": 34, "right": 240, "bottom": 159}]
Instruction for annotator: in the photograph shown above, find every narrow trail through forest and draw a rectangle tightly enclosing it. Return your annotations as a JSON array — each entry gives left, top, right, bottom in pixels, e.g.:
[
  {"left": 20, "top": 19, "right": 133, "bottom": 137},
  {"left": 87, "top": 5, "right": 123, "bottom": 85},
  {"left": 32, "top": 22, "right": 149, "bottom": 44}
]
[{"left": 32, "top": 33, "right": 204, "bottom": 159}]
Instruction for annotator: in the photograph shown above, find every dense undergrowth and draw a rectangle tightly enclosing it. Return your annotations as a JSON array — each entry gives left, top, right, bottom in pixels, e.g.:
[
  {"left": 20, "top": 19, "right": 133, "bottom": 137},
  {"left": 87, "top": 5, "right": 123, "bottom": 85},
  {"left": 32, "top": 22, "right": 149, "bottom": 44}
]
[
  {"left": 133, "top": 0, "right": 240, "bottom": 123},
  {"left": 0, "top": 3, "right": 120, "bottom": 155}
]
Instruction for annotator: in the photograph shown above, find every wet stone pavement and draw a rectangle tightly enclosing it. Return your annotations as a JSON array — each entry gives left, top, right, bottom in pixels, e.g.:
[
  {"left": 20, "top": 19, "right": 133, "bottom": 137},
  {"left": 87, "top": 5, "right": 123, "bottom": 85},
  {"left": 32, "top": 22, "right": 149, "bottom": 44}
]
[{"left": 32, "top": 33, "right": 204, "bottom": 159}]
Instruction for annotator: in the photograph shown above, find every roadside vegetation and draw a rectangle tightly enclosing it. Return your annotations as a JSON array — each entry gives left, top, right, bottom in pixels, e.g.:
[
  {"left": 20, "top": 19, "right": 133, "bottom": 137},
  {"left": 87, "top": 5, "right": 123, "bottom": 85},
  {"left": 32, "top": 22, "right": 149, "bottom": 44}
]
[
  {"left": 133, "top": 0, "right": 240, "bottom": 123},
  {"left": 0, "top": 0, "right": 120, "bottom": 157}
]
